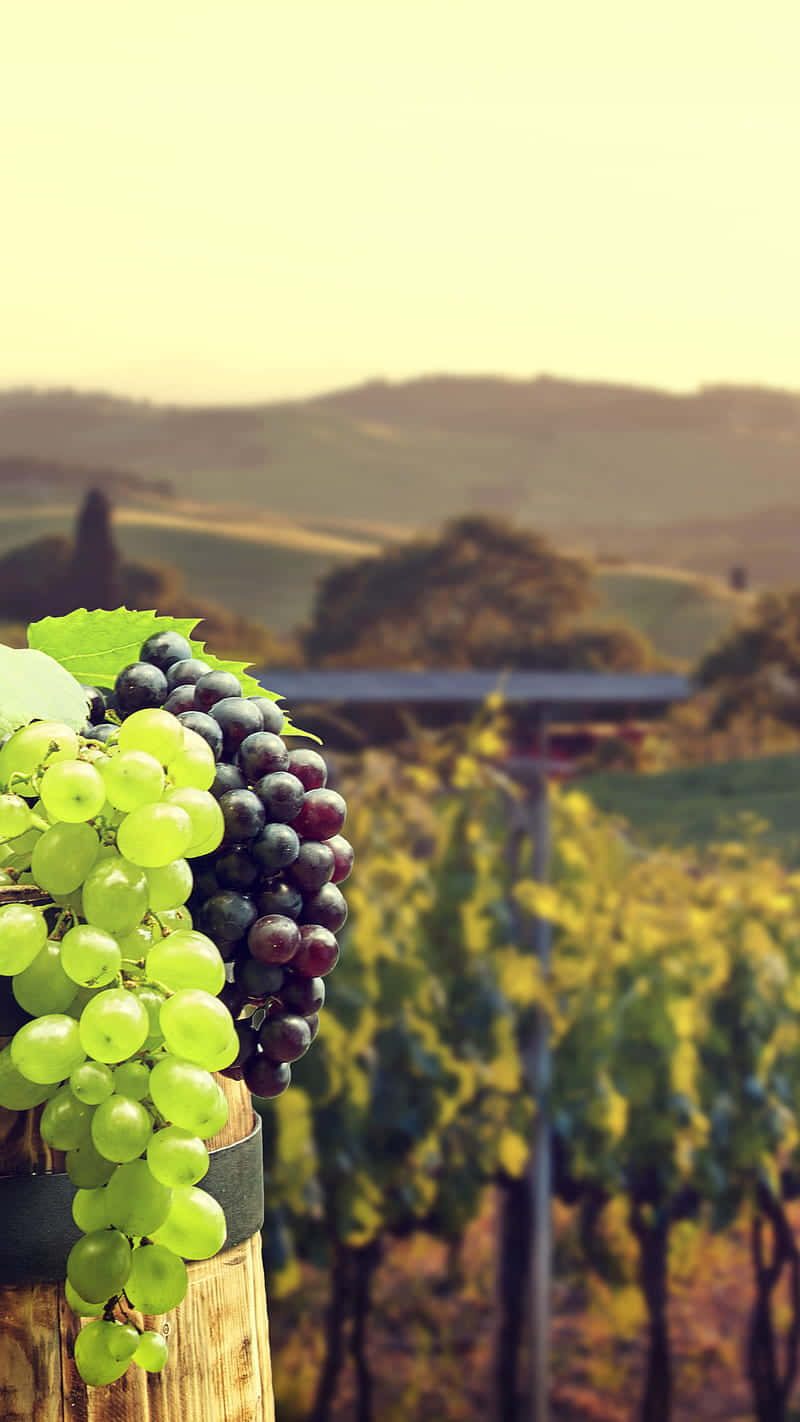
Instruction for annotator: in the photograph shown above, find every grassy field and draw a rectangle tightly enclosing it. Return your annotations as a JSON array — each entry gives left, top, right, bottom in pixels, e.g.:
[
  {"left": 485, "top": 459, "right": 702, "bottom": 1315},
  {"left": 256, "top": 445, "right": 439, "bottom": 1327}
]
[
  {"left": 0, "top": 504, "right": 745, "bottom": 660},
  {"left": 576, "top": 752, "right": 800, "bottom": 863}
]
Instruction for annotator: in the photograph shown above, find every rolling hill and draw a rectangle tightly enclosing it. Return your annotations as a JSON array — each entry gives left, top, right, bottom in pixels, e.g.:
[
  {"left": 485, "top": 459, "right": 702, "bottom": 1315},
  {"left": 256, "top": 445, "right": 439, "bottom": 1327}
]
[{"left": 0, "top": 378, "right": 799, "bottom": 585}]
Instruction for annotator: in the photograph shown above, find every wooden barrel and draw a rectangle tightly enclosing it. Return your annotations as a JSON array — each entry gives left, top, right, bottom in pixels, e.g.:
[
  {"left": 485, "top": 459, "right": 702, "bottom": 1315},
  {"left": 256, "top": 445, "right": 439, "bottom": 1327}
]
[{"left": 0, "top": 1049, "right": 276, "bottom": 1422}]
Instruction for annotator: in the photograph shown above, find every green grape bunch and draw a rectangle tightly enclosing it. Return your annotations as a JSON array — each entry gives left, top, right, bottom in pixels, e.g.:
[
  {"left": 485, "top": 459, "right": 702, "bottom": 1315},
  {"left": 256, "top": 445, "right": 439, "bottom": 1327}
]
[
  {"left": 0, "top": 705, "right": 233, "bottom": 1384},
  {"left": 0, "top": 617, "right": 349, "bottom": 1389}
]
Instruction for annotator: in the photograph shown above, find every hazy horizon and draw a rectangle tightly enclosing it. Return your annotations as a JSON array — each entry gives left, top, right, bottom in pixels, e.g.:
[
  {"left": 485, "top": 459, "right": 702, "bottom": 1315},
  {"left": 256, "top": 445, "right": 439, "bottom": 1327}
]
[{"left": 4, "top": 1, "right": 800, "bottom": 403}]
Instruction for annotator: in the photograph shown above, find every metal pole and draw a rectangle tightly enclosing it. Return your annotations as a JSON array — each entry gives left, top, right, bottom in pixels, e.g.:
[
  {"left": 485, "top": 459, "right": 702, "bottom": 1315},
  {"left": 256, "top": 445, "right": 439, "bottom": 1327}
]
[{"left": 522, "top": 714, "right": 552, "bottom": 1422}]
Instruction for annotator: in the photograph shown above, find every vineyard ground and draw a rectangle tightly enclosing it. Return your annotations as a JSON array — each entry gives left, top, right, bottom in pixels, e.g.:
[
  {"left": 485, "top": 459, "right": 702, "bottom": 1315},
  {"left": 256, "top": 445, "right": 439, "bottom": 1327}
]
[
  {"left": 576, "top": 752, "right": 800, "bottom": 864},
  {"left": 267, "top": 1188, "right": 786, "bottom": 1421}
]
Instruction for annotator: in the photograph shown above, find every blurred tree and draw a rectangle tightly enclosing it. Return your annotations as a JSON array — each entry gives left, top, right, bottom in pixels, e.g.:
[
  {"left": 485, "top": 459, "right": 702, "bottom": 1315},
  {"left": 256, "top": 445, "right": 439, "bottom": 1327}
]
[
  {"left": 696, "top": 588, "right": 800, "bottom": 730},
  {"left": 302, "top": 514, "right": 656, "bottom": 671},
  {"left": 54, "top": 487, "right": 123, "bottom": 612}
]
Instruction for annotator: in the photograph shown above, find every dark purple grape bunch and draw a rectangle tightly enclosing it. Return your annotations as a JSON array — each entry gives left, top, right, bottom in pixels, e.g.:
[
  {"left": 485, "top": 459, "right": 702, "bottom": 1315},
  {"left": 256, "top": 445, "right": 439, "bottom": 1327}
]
[{"left": 81, "top": 628, "right": 353, "bottom": 1102}]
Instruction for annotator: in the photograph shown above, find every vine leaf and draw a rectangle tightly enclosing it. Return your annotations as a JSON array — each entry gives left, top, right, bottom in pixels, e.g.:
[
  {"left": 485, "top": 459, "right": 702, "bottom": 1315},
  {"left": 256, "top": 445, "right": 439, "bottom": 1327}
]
[
  {"left": 27, "top": 608, "right": 321, "bottom": 742},
  {"left": 0, "top": 644, "right": 89, "bottom": 736}
]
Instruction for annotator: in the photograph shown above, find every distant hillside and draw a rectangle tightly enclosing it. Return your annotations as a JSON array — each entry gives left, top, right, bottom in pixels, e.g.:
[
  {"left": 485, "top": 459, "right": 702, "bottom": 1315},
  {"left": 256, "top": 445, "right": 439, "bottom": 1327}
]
[
  {"left": 0, "top": 452, "right": 172, "bottom": 502},
  {"left": 0, "top": 503, "right": 743, "bottom": 659},
  {"left": 1, "top": 377, "right": 799, "bottom": 584}
]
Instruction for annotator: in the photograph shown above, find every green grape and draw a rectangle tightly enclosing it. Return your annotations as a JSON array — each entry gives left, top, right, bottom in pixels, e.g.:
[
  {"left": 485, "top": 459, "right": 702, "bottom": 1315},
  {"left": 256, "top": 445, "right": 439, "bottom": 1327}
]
[
  {"left": 146, "top": 1126, "right": 209, "bottom": 1187},
  {"left": 10, "top": 1014, "right": 85, "bottom": 1083},
  {"left": 60, "top": 924, "right": 121, "bottom": 987},
  {"left": 82, "top": 856, "right": 149, "bottom": 935},
  {"left": 0, "top": 793, "right": 33, "bottom": 838},
  {"left": 0, "top": 721, "right": 79, "bottom": 792},
  {"left": 112, "top": 1060, "right": 150, "bottom": 1100},
  {"left": 105, "top": 1159, "right": 173, "bottom": 1235},
  {"left": 100, "top": 750, "right": 165, "bottom": 811},
  {"left": 146, "top": 932, "right": 225, "bottom": 996},
  {"left": 40, "top": 1085, "right": 93, "bottom": 1150},
  {"left": 117, "top": 920, "right": 157, "bottom": 961},
  {"left": 159, "top": 989, "right": 237, "bottom": 1071},
  {"left": 0, "top": 1044, "right": 59, "bottom": 1109},
  {"left": 0, "top": 902, "right": 48, "bottom": 974},
  {"left": 66, "top": 1136, "right": 116, "bottom": 1188},
  {"left": 73, "top": 1320, "right": 130, "bottom": 1386},
  {"left": 67, "top": 1227, "right": 132, "bottom": 1303},
  {"left": 125, "top": 1241, "right": 188, "bottom": 1314},
  {"left": 151, "top": 1185, "right": 226, "bottom": 1260},
  {"left": 167, "top": 732, "right": 216, "bottom": 792},
  {"left": 157, "top": 905, "right": 193, "bottom": 933},
  {"left": 107, "top": 1322, "right": 141, "bottom": 1362},
  {"left": 162, "top": 787, "right": 223, "bottom": 857},
  {"left": 39, "top": 760, "right": 106, "bottom": 823},
  {"left": 79, "top": 987, "right": 149, "bottom": 1063},
  {"left": 31, "top": 821, "right": 100, "bottom": 896},
  {"left": 91, "top": 1093, "right": 154, "bottom": 1162},
  {"left": 70, "top": 1059, "right": 114, "bottom": 1105},
  {"left": 72, "top": 1186, "right": 112, "bottom": 1233},
  {"left": 149, "top": 1056, "right": 229, "bottom": 1136},
  {"left": 132, "top": 1329, "right": 168, "bottom": 1373},
  {"left": 52, "top": 886, "right": 84, "bottom": 917},
  {"left": 117, "top": 707, "right": 183, "bottom": 765},
  {"left": 13, "top": 940, "right": 77, "bottom": 1015},
  {"left": 2, "top": 824, "right": 42, "bottom": 869},
  {"left": 64, "top": 983, "right": 107, "bottom": 1020},
  {"left": 65, "top": 1279, "right": 104, "bottom": 1317},
  {"left": 130, "top": 983, "right": 167, "bottom": 1050},
  {"left": 117, "top": 804, "right": 193, "bottom": 869},
  {"left": 144, "top": 858, "right": 193, "bottom": 912}
]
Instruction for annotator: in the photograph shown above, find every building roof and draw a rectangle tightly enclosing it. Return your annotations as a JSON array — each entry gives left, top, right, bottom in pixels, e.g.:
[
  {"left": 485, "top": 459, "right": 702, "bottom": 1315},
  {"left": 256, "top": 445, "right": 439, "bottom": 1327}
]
[{"left": 254, "top": 668, "right": 690, "bottom": 726}]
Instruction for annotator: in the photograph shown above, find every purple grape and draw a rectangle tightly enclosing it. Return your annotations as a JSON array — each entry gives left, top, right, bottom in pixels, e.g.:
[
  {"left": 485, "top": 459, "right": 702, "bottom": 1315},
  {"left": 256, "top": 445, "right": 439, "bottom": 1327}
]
[
  {"left": 219, "top": 789, "right": 267, "bottom": 843},
  {"left": 251, "top": 823, "right": 300, "bottom": 873},
  {"left": 140, "top": 630, "right": 194, "bottom": 671},
  {"left": 211, "top": 762, "right": 247, "bottom": 799},
  {"left": 281, "top": 973, "right": 325, "bottom": 1015},
  {"left": 194, "top": 670, "right": 243, "bottom": 712},
  {"left": 238, "top": 733, "right": 290, "bottom": 781},
  {"left": 239, "top": 959, "right": 287, "bottom": 1001},
  {"left": 253, "top": 772, "right": 305, "bottom": 824},
  {"left": 256, "top": 880, "right": 303, "bottom": 921},
  {"left": 247, "top": 914, "right": 300, "bottom": 966},
  {"left": 305, "top": 1012, "right": 321, "bottom": 1043},
  {"left": 166, "top": 658, "right": 211, "bottom": 691},
  {"left": 163, "top": 684, "right": 197, "bottom": 715},
  {"left": 89, "top": 723, "right": 118, "bottom": 744},
  {"left": 219, "top": 979, "right": 249, "bottom": 1017},
  {"left": 81, "top": 686, "right": 106, "bottom": 723},
  {"left": 287, "top": 749, "right": 328, "bottom": 791},
  {"left": 245, "top": 1055, "right": 291, "bottom": 1098},
  {"left": 210, "top": 698, "right": 264, "bottom": 757},
  {"left": 247, "top": 697, "right": 285, "bottom": 734},
  {"left": 293, "top": 924, "right": 339, "bottom": 977},
  {"left": 177, "top": 710, "right": 224, "bottom": 759},
  {"left": 215, "top": 846, "right": 260, "bottom": 891},
  {"left": 196, "top": 891, "right": 257, "bottom": 944},
  {"left": 291, "top": 789, "right": 346, "bottom": 841},
  {"left": 258, "top": 1014, "right": 312, "bottom": 1064},
  {"left": 114, "top": 662, "right": 168, "bottom": 714},
  {"left": 327, "top": 835, "right": 354, "bottom": 884},
  {"left": 287, "top": 841, "right": 335, "bottom": 893},
  {"left": 299, "top": 883, "right": 347, "bottom": 933}
]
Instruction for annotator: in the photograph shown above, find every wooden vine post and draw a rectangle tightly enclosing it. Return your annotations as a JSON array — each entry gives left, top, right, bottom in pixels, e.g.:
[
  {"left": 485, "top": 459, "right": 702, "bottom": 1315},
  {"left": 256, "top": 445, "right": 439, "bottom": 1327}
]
[{"left": 0, "top": 1057, "right": 276, "bottom": 1422}]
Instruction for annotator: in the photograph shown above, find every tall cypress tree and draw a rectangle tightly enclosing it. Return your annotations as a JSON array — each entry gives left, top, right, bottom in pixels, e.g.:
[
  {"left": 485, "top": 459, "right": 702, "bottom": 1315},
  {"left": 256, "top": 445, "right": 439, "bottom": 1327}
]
[{"left": 58, "top": 486, "right": 123, "bottom": 612}]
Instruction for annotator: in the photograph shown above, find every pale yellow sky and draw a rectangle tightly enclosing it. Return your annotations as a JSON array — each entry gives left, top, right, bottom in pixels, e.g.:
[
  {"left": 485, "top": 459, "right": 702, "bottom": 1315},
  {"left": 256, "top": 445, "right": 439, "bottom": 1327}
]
[{"left": 2, "top": 1, "right": 799, "bottom": 403}]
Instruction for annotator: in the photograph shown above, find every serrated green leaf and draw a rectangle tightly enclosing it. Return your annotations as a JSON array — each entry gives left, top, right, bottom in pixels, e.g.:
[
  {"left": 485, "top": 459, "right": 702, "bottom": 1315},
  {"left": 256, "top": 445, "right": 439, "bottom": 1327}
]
[
  {"left": 0, "top": 644, "right": 89, "bottom": 735},
  {"left": 28, "top": 608, "right": 324, "bottom": 744},
  {"left": 29, "top": 608, "right": 260, "bottom": 698}
]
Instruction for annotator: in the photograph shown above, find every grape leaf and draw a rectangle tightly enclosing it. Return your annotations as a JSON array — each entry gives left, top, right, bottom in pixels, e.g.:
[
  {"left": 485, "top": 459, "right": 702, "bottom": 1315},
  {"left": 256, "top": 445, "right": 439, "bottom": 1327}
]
[
  {"left": 27, "top": 607, "right": 321, "bottom": 741},
  {"left": 0, "top": 644, "right": 89, "bottom": 735}
]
